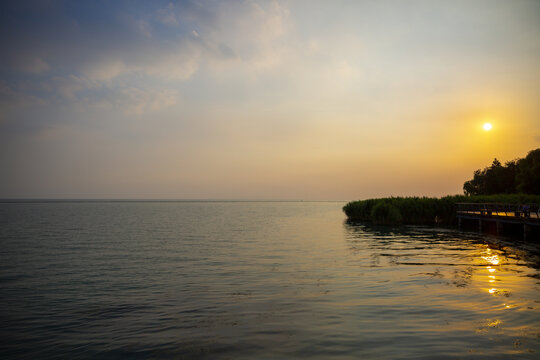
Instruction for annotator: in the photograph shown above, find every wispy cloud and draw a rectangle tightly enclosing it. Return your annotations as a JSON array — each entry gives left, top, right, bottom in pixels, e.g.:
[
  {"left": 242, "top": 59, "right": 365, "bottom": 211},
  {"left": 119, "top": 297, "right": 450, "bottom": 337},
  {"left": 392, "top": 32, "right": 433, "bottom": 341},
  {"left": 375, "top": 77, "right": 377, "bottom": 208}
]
[
  {"left": 1, "top": 0, "right": 294, "bottom": 103},
  {"left": 20, "top": 57, "right": 50, "bottom": 74},
  {"left": 1, "top": 0, "right": 539, "bottom": 199}
]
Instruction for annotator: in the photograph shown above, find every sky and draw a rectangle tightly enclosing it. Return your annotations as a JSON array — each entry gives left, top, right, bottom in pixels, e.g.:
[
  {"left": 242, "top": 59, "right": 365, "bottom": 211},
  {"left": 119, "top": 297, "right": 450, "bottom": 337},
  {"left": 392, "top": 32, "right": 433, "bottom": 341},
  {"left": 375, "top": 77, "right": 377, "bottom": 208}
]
[{"left": 1, "top": 0, "right": 539, "bottom": 200}]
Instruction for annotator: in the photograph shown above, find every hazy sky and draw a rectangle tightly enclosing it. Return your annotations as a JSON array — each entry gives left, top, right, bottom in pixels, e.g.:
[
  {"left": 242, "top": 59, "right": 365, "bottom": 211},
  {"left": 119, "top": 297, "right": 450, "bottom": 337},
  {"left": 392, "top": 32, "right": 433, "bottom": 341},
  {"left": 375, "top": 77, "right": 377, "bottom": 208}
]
[{"left": 1, "top": 0, "right": 539, "bottom": 200}]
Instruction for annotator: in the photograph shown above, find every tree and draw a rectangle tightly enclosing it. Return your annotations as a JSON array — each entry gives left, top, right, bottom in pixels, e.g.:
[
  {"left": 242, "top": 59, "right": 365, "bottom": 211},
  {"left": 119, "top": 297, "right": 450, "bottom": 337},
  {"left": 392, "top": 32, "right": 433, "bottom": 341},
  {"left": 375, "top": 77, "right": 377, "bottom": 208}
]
[
  {"left": 516, "top": 149, "right": 540, "bottom": 194},
  {"left": 463, "top": 168, "right": 486, "bottom": 195},
  {"left": 463, "top": 158, "right": 518, "bottom": 195}
]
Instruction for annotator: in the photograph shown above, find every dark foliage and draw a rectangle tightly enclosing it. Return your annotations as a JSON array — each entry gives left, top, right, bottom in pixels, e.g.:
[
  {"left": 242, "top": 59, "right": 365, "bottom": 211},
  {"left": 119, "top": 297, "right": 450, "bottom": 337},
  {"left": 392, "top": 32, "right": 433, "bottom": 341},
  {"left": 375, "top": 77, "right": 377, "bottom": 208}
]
[
  {"left": 370, "top": 201, "right": 402, "bottom": 225},
  {"left": 516, "top": 149, "right": 540, "bottom": 194},
  {"left": 344, "top": 149, "right": 540, "bottom": 225},
  {"left": 463, "top": 149, "right": 540, "bottom": 195},
  {"left": 343, "top": 194, "right": 540, "bottom": 225}
]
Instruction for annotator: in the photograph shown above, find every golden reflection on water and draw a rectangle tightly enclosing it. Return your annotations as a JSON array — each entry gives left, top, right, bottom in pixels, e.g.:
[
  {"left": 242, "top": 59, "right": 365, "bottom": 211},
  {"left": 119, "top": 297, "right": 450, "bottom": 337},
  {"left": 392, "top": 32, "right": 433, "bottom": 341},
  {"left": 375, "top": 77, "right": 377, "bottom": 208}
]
[
  {"left": 476, "top": 246, "right": 527, "bottom": 318},
  {"left": 482, "top": 255, "right": 500, "bottom": 265},
  {"left": 482, "top": 247, "right": 502, "bottom": 297},
  {"left": 345, "top": 225, "right": 540, "bottom": 356},
  {"left": 476, "top": 318, "right": 504, "bottom": 334}
]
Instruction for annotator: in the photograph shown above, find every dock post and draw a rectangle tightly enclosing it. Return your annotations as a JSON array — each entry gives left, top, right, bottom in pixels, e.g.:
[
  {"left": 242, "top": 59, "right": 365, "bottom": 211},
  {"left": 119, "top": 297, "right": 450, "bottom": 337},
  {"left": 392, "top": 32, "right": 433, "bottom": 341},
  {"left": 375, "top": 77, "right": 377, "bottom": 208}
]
[
  {"left": 524, "top": 224, "right": 531, "bottom": 240},
  {"left": 458, "top": 217, "right": 462, "bottom": 230},
  {"left": 478, "top": 219, "right": 482, "bottom": 233},
  {"left": 496, "top": 221, "right": 503, "bottom": 236}
]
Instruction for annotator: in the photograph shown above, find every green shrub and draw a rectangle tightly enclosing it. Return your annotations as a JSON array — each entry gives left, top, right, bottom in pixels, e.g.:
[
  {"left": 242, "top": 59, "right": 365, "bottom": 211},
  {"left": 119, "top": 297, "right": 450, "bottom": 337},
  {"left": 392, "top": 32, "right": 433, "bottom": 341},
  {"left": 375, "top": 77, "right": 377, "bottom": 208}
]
[{"left": 370, "top": 202, "right": 402, "bottom": 225}]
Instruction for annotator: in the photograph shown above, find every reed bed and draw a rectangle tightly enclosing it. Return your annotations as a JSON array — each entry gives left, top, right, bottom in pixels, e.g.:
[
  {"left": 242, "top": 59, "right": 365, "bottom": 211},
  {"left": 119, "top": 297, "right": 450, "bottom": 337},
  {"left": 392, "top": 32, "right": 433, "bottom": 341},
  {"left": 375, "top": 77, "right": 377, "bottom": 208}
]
[{"left": 343, "top": 194, "right": 540, "bottom": 225}]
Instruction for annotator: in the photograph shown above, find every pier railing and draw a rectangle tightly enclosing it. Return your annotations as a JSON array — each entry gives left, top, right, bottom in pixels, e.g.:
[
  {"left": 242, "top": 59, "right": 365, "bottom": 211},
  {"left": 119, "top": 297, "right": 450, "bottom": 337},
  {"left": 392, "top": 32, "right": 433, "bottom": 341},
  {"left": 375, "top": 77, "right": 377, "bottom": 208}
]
[{"left": 456, "top": 203, "right": 540, "bottom": 222}]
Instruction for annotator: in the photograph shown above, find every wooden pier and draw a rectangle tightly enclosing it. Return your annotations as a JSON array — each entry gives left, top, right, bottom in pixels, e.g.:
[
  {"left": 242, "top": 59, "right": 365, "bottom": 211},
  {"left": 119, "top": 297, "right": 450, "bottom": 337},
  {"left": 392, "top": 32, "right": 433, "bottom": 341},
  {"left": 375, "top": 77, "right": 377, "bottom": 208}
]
[{"left": 456, "top": 203, "right": 539, "bottom": 240}]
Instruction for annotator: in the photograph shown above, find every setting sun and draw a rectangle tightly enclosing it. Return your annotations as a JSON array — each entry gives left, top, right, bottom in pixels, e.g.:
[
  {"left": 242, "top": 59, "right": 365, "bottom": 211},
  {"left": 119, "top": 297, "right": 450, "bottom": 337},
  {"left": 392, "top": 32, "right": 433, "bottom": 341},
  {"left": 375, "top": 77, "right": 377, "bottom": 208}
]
[{"left": 483, "top": 123, "right": 493, "bottom": 131}]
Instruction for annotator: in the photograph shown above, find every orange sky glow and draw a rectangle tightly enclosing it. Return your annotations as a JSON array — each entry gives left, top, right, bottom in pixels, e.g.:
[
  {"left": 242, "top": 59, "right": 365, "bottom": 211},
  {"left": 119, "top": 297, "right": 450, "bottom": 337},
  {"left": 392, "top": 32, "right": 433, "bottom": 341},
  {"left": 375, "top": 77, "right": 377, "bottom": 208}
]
[{"left": 1, "top": 0, "right": 539, "bottom": 200}]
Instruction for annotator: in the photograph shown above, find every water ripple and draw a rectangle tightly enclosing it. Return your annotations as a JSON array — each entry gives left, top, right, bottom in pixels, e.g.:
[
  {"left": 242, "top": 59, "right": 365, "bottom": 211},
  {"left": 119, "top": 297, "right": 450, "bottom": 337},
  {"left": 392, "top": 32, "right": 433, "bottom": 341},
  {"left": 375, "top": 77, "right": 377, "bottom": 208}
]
[{"left": 1, "top": 201, "right": 539, "bottom": 359}]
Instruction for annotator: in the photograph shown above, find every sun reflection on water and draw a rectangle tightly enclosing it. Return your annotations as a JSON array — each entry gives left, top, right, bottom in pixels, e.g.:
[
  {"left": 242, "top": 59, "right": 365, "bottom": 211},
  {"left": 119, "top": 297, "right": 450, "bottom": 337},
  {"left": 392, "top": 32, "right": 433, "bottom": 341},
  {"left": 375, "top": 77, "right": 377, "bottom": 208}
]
[
  {"left": 482, "top": 248, "right": 502, "bottom": 297},
  {"left": 482, "top": 250, "right": 500, "bottom": 266},
  {"left": 482, "top": 255, "right": 500, "bottom": 265},
  {"left": 344, "top": 224, "right": 540, "bottom": 355}
]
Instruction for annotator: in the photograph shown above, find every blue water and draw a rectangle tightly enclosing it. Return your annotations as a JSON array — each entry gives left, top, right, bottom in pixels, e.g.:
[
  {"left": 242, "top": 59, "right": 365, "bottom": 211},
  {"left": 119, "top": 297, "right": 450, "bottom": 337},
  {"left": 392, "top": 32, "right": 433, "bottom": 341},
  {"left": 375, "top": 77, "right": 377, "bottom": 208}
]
[{"left": 1, "top": 201, "right": 539, "bottom": 359}]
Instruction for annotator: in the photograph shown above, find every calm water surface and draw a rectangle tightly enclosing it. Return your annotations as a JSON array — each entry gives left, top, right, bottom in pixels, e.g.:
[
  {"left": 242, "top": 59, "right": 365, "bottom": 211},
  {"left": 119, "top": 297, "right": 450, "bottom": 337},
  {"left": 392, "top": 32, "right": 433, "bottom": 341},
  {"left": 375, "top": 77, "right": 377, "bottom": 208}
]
[{"left": 1, "top": 201, "right": 539, "bottom": 359}]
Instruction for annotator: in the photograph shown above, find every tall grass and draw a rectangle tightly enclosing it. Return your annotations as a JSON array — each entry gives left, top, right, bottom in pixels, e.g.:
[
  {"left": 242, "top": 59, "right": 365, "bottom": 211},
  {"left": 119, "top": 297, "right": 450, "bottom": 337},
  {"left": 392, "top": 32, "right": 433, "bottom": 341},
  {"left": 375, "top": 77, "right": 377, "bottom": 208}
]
[{"left": 343, "top": 194, "right": 540, "bottom": 225}]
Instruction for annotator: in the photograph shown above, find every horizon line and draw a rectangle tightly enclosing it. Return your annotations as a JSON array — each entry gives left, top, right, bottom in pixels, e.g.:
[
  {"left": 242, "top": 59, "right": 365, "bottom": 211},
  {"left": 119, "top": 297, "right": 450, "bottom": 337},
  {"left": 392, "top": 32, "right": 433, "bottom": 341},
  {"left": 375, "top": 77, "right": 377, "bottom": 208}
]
[{"left": 0, "top": 198, "right": 348, "bottom": 203}]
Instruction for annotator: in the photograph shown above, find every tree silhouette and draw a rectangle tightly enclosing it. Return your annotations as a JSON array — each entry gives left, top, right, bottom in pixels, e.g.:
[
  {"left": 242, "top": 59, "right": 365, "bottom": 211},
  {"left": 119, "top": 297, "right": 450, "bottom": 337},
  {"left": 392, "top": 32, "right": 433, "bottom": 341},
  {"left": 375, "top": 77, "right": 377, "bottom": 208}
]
[
  {"left": 516, "top": 149, "right": 540, "bottom": 194},
  {"left": 463, "top": 149, "right": 539, "bottom": 195}
]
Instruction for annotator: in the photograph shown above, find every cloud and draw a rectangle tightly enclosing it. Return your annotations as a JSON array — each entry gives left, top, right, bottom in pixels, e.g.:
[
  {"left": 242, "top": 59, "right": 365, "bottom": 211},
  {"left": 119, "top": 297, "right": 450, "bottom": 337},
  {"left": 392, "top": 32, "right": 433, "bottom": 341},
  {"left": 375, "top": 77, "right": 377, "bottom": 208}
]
[
  {"left": 116, "top": 87, "right": 179, "bottom": 115},
  {"left": 156, "top": 4, "right": 179, "bottom": 27},
  {"left": 20, "top": 57, "right": 50, "bottom": 74},
  {"left": 80, "top": 45, "right": 201, "bottom": 82},
  {"left": 3, "top": 0, "right": 539, "bottom": 199},
  {"left": 51, "top": 75, "right": 94, "bottom": 99},
  {"left": 82, "top": 60, "right": 129, "bottom": 82},
  {"left": 46, "top": 76, "right": 179, "bottom": 115},
  {"left": 0, "top": 80, "right": 46, "bottom": 109},
  {"left": 1, "top": 0, "right": 293, "bottom": 94}
]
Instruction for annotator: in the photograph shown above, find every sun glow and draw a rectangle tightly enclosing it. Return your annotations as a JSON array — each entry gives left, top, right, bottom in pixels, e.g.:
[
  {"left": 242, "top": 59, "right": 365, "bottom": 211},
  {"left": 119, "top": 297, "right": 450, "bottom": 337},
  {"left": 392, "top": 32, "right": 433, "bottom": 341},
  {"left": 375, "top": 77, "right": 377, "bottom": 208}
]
[
  {"left": 482, "top": 254, "right": 500, "bottom": 265},
  {"left": 483, "top": 123, "right": 493, "bottom": 131}
]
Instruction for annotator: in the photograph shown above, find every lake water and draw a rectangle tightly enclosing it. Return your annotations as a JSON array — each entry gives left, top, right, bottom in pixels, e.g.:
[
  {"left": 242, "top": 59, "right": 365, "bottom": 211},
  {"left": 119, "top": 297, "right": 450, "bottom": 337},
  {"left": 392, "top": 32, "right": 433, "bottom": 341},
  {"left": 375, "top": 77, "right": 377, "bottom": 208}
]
[{"left": 1, "top": 201, "right": 539, "bottom": 359}]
